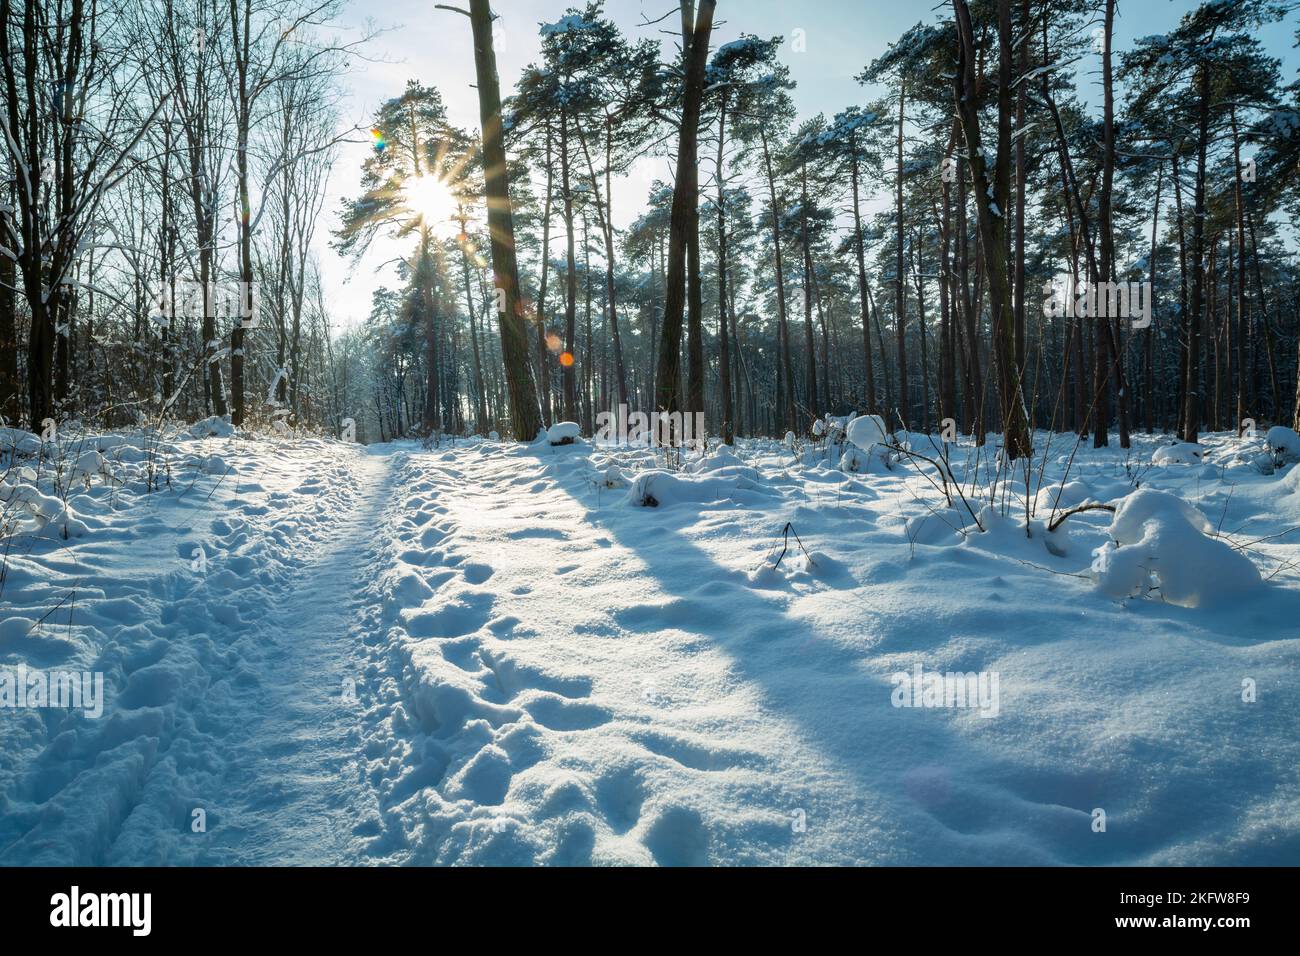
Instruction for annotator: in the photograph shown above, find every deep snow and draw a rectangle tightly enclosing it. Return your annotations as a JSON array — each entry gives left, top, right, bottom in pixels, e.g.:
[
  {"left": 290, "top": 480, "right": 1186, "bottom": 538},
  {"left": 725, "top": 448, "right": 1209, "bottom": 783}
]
[{"left": 2, "top": 423, "right": 1298, "bottom": 865}]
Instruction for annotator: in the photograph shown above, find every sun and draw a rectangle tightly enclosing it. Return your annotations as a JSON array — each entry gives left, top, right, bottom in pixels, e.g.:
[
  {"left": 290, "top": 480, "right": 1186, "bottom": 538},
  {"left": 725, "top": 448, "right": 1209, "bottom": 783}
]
[{"left": 405, "top": 175, "right": 458, "bottom": 233}]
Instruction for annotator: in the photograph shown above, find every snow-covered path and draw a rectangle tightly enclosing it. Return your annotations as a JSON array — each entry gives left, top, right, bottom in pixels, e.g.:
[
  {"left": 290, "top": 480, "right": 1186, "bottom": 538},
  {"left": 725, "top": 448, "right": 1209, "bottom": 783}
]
[
  {"left": 2, "top": 440, "right": 393, "bottom": 864},
  {"left": 151, "top": 450, "right": 396, "bottom": 865}
]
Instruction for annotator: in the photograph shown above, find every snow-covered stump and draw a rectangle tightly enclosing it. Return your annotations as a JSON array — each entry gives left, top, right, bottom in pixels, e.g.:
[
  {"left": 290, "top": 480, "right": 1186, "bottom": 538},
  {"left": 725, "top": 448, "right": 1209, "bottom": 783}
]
[
  {"left": 624, "top": 466, "right": 776, "bottom": 509},
  {"left": 1266, "top": 426, "right": 1300, "bottom": 468},
  {"left": 546, "top": 422, "right": 581, "bottom": 447},
  {"left": 1091, "top": 489, "right": 1260, "bottom": 608},
  {"left": 837, "top": 413, "right": 892, "bottom": 474},
  {"left": 845, "top": 414, "right": 888, "bottom": 450},
  {"left": 1152, "top": 442, "right": 1205, "bottom": 466}
]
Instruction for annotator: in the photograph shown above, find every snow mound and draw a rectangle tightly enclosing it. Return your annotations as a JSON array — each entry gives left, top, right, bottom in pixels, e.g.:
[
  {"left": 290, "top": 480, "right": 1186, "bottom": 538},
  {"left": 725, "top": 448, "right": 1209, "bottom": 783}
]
[
  {"left": 684, "top": 445, "right": 758, "bottom": 480},
  {"left": 839, "top": 443, "right": 890, "bottom": 474},
  {"left": 1036, "top": 479, "right": 1093, "bottom": 512},
  {"left": 0, "top": 479, "right": 90, "bottom": 538},
  {"left": 0, "top": 427, "right": 44, "bottom": 456},
  {"left": 625, "top": 469, "right": 774, "bottom": 508},
  {"left": 845, "top": 414, "right": 888, "bottom": 451},
  {"left": 200, "top": 454, "right": 229, "bottom": 475},
  {"left": 1266, "top": 426, "right": 1300, "bottom": 465},
  {"left": 93, "top": 434, "right": 153, "bottom": 463},
  {"left": 1091, "top": 488, "right": 1259, "bottom": 608},
  {"left": 546, "top": 421, "right": 581, "bottom": 446},
  {"left": 747, "top": 548, "right": 820, "bottom": 586},
  {"left": 188, "top": 415, "right": 235, "bottom": 439},
  {"left": 1152, "top": 442, "right": 1204, "bottom": 465},
  {"left": 69, "top": 449, "right": 108, "bottom": 482}
]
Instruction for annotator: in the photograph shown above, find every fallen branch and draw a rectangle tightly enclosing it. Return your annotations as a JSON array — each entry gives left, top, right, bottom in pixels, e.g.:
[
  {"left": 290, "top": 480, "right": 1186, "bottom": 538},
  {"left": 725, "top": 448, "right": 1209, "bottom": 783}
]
[{"left": 1046, "top": 502, "right": 1116, "bottom": 533}]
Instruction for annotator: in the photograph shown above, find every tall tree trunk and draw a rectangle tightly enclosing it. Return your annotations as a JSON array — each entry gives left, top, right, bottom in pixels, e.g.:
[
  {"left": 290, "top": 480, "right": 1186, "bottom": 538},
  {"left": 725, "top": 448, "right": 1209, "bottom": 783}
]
[
  {"left": 0, "top": 193, "right": 16, "bottom": 424},
  {"left": 1229, "top": 107, "right": 1251, "bottom": 432},
  {"left": 582, "top": 214, "right": 594, "bottom": 433},
  {"left": 685, "top": 173, "right": 704, "bottom": 422},
  {"left": 573, "top": 113, "right": 628, "bottom": 408},
  {"left": 13, "top": 0, "right": 51, "bottom": 427},
  {"left": 464, "top": 0, "right": 543, "bottom": 440},
  {"left": 1013, "top": 0, "right": 1028, "bottom": 374},
  {"left": 759, "top": 126, "right": 795, "bottom": 430},
  {"left": 1093, "top": 0, "right": 1115, "bottom": 447},
  {"left": 716, "top": 91, "right": 734, "bottom": 444},
  {"left": 894, "top": 81, "right": 909, "bottom": 428},
  {"left": 603, "top": 115, "right": 628, "bottom": 408},
  {"left": 813, "top": 264, "right": 832, "bottom": 413},
  {"left": 954, "top": 0, "right": 1031, "bottom": 459},
  {"left": 800, "top": 159, "right": 819, "bottom": 420},
  {"left": 1172, "top": 152, "right": 1188, "bottom": 433},
  {"left": 560, "top": 111, "right": 578, "bottom": 422},
  {"left": 459, "top": 224, "right": 489, "bottom": 431},
  {"left": 938, "top": 163, "right": 955, "bottom": 427},
  {"left": 229, "top": 0, "right": 252, "bottom": 428},
  {"left": 850, "top": 147, "right": 877, "bottom": 415},
  {"left": 419, "top": 227, "right": 441, "bottom": 433},
  {"left": 1243, "top": 202, "right": 1280, "bottom": 422},
  {"left": 536, "top": 122, "right": 554, "bottom": 426},
  {"left": 1181, "top": 61, "right": 1212, "bottom": 444},
  {"left": 653, "top": 0, "right": 715, "bottom": 439},
  {"left": 956, "top": 146, "right": 981, "bottom": 439},
  {"left": 914, "top": 237, "right": 932, "bottom": 430},
  {"left": 1145, "top": 165, "right": 1162, "bottom": 434}
]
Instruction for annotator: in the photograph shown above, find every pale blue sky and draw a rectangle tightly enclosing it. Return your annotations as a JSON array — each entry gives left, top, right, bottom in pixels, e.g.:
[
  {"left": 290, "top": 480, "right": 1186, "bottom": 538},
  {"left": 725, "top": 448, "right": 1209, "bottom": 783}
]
[{"left": 317, "top": 0, "right": 1298, "bottom": 327}]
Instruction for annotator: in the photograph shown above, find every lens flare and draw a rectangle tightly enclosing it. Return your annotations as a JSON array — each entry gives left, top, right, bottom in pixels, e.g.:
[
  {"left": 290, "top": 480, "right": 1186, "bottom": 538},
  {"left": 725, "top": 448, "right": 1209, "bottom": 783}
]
[
  {"left": 559, "top": 352, "right": 575, "bottom": 368},
  {"left": 370, "top": 128, "right": 386, "bottom": 152}
]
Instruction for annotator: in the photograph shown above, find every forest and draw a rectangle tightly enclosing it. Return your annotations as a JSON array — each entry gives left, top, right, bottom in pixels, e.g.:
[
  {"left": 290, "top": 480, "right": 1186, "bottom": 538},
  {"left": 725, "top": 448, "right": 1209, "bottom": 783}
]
[{"left": 2, "top": 0, "right": 1297, "bottom": 453}]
